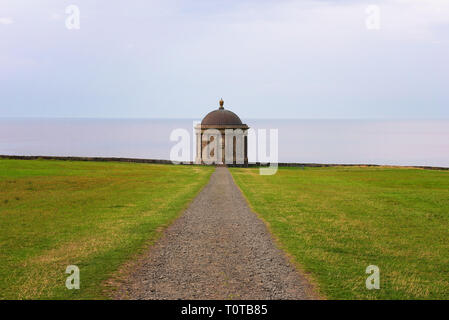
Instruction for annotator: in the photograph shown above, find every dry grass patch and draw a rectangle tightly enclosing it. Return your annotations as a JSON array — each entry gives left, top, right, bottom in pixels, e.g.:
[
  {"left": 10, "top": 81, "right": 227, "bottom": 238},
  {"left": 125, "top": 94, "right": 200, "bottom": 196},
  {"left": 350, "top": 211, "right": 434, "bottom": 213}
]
[{"left": 0, "top": 159, "right": 213, "bottom": 299}]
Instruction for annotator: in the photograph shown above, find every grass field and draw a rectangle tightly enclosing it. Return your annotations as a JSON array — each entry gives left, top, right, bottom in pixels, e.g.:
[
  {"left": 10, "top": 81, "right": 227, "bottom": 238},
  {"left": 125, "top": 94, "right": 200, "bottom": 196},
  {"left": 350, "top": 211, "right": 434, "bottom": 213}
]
[
  {"left": 0, "top": 159, "right": 213, "bottom": 299},
  {"left": 230, "top": 166, "right": 449, "bottom": 299}
]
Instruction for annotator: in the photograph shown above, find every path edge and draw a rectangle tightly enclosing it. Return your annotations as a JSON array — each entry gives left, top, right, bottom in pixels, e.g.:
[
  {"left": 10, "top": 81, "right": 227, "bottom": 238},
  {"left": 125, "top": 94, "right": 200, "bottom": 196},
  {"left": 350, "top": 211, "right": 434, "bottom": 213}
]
[
  {"left": 104, "top": 167, "right": 216, "bottom": 299},
  {"left": 228, "top": 168, "right": 325, "bottom": 300}
]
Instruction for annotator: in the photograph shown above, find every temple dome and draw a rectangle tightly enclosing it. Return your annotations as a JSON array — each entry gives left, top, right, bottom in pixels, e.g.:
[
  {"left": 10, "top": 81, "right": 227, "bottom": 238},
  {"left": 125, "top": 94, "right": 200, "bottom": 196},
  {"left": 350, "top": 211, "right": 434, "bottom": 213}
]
[
  {"left": 201, "top": 99, "right": 244, "bottom": 126},
  {"left": 201, "top": 109, "right": 243, "bottom": 126}
]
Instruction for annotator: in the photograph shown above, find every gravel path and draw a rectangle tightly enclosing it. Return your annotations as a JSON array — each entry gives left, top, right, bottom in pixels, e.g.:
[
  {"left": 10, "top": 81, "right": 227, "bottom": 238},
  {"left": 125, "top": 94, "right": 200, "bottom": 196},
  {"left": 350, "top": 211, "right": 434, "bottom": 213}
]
[{"left": 116, "top": 167, "right": 313, "bottom": 300}]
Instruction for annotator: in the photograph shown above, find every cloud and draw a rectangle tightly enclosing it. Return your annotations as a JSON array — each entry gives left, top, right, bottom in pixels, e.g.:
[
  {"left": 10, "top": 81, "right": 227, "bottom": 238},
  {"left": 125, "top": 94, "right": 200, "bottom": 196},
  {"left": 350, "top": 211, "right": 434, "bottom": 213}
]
[
  {"left": 0, "top": 0, "right": 448, "bottom": 119},
  {"left": 0, "top": 17, "right": 13, "bottom": 25}
]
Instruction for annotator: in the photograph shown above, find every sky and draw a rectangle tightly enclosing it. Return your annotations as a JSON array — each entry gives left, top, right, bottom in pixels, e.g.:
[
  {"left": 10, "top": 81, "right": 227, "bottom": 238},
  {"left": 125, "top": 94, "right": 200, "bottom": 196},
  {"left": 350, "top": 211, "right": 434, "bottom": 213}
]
[{"left": 0, "top": 0, "right": 448, "bottom": 119}]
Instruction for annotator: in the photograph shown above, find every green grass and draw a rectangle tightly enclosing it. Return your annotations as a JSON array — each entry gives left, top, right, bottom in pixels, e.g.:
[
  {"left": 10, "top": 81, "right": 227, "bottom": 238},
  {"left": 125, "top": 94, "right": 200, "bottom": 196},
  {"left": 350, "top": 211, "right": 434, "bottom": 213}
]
[
  {"left": 0, "top": 159, "right": 213, "bottom": 299},
  {"left": 230, "top": 166, "right": 449, "bottom": 299}
]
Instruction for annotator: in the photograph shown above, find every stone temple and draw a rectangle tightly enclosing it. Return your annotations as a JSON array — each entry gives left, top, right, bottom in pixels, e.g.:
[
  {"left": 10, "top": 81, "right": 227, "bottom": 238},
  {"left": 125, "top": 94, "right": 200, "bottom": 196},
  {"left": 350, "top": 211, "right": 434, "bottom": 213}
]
[{"left": 195, "top": 99, "right": 249, "bottom": 165}]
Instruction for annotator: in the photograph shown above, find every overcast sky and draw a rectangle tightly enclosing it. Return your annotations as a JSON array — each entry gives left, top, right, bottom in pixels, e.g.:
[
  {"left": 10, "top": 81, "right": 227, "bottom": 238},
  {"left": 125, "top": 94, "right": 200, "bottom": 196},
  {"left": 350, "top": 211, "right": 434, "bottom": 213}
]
[{"left": 1, "top": 0, "right": 448, "bottom": 119}]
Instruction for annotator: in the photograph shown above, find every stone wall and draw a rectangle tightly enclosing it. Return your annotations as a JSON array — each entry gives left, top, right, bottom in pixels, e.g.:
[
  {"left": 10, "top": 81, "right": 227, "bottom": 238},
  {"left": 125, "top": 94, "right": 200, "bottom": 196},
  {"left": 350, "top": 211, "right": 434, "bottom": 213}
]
[{"left": 0, "top": 155, "right": 447, "bottom": 170}]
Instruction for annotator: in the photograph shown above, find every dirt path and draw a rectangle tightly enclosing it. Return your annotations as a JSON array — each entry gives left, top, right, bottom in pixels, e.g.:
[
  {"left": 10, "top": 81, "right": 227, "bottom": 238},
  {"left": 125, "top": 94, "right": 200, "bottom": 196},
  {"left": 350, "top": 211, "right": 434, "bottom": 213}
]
[{"left": 115, "top": 167, "right": 313, "bottom": 299}]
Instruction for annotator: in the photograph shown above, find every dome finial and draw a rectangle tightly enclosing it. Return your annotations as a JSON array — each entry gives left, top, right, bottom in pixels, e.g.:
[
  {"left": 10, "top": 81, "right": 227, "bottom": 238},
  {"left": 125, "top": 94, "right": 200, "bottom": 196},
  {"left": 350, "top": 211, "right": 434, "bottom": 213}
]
[{"left": 219, "top": 98, "right": 224, "bottom": 109}]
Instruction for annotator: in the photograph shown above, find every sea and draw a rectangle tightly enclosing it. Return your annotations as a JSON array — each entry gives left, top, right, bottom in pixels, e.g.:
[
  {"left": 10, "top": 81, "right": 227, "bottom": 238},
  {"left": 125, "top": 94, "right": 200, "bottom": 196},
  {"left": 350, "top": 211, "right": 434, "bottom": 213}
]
[{"left": 0, "top": 118, "right": 448, "bottom": 167}]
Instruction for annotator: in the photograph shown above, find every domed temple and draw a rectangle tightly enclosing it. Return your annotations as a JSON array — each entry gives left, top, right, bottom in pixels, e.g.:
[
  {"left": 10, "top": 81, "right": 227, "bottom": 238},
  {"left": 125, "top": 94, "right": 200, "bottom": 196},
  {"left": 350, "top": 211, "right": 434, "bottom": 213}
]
[{"left": 195, "top": 99, "right": 249, "bottom": 165}]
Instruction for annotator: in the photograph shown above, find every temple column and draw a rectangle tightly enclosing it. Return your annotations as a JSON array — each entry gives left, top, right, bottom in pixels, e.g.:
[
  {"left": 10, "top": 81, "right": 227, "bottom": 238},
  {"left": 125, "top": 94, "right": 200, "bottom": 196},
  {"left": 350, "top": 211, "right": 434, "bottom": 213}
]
[
  {"left": 244, "top": 130, "right": 248, "bottom": 165},
  {"left": 195, "top": 126, "right": 202, "bottom": 164}
]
